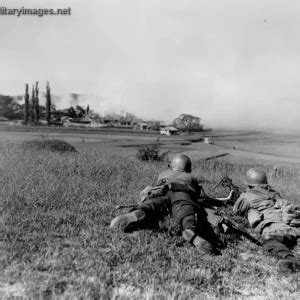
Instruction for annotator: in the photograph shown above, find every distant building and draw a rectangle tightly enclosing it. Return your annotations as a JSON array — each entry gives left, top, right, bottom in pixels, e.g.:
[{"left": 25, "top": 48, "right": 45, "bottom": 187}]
[
  {"left": 100, "top": 117, "right": 120, "bottom": 124},
  {"left": 204, "top": 137, "right": 213, "bottom": 144},
  {"left": 8, "top": 119, "right": 23, "bottom": 126},
  {"left": 61, "top": 116, "right": 72, "bottom": 122},
  {"left": 51, "top": 109, "right": 70, "bottom": 117},
  {"left": 0, "top": 116, "right": 9, "bottom": 122},
  {"left": 133, "top": 122, "right": 151, "bottom": 130},
  {"left": 77, "top": 116, "right": 92, "bottom": 124},
  {"left": 160, "top": 126, "right": 178, "bottom": 136},
  {"left": 89, "top": 122, "right": 108, "bottom": 128},
  {"left": 63, "top": 120, "right": 85, "bottom": 127}
]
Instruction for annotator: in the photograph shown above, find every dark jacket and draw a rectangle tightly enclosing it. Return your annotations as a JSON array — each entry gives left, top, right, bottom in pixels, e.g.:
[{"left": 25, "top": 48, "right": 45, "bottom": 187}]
[{"left": 157, "top": 169, "right": 200, "bottom": 204}]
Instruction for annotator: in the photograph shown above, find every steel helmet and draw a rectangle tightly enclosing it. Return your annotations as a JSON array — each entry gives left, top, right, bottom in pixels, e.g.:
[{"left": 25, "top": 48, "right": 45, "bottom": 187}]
[
  {"left": 245, "top": 168, "right": 268, "bottom": 186},
  {"left": 171, "top": 154, "right": 192, "bottom": 173}
]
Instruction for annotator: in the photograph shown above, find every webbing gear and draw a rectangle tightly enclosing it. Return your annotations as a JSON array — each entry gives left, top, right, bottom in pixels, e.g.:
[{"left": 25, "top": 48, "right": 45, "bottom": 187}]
[
  {"left": 140, "top": 181, "right": 197, "bottom": 203},
  {"left": 139, "top": 184, "right": 169, "bottom": 202},
  {"left": 168, "top": 182, "right": 196, "bottom": 194}
]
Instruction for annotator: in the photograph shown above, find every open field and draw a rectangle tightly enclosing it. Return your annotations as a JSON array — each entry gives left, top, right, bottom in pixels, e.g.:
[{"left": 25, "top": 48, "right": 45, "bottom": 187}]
[
  {"left": 0, "top": 127, "right": 300, "bottom": 298},
  {"left": 1, "top": 125, "right": 300, "bottom": 166},
  {"left": 214, "top": 132, "right": 300, "bottom": 159}
]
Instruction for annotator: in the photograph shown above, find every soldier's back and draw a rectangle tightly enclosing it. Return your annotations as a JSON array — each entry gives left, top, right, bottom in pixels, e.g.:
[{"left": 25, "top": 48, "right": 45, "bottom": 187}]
[{"left": 157, "top": 169, "right": 197, "bottom": 187}]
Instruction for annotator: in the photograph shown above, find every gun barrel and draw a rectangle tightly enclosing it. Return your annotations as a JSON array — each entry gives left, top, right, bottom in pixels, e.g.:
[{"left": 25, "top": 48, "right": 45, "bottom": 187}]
[
  {"left": 221, "top": 216, "right": 261, "bottom": 246},
  {"left": 115, "top": 204, "right": 138, "bottom": 210}
]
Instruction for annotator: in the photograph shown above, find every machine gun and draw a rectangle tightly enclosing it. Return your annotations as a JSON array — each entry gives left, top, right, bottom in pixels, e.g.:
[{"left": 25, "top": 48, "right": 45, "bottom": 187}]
[
  {"left": 210, "top": 175, "right": 241, "bottom": 205},
  {"left": 115, "top": 176, "right": 239, "bottom": 210},
  {"left": 116, "top": 180, "right": 233, "bottom": 210},
  {"left": 203, "top": 176, "right": 261, "bottom": 245}
]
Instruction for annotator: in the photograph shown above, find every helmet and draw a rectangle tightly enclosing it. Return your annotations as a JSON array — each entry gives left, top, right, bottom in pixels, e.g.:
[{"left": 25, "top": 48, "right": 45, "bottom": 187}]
[
  {"left": 245, "top": 168, "right": 268, "bottom": 186},
  {"left": 171, "top": 154, "right": 192, "bottom": 173}
]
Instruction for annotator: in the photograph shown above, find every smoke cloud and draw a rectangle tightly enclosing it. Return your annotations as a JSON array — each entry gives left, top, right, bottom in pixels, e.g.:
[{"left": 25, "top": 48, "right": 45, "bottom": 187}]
[{"left": 0, "top": 0, "right": 300, "bottom": 130}]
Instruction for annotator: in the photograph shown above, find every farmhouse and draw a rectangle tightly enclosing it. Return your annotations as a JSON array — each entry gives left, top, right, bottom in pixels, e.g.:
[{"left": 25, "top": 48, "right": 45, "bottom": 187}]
[
  {"left": 51, "top": 109, "right": 70, "bottom": 118},
  {"left": 0, "top": 116, "right": 9, "bottom": 122},
  {"left": 89, "top": 122, "right": 109, "bottom": 128},
  {"left": 160, "top": 126, "right": 178, "bottom": 136},
  {"left": 133, "top": 122, "right": 151, "bottom": 130},
  {"left": 77, "top": 116, "right": 92, "bottom": 124},
  {"left": 63, "top": 120, "right": 85, "bottom": 128},
  {"left": 204, "top": 137, "right": 213, "bottom": 144},
  {"left": 8, "top": 119, "right": 23, "bottom": 126}
]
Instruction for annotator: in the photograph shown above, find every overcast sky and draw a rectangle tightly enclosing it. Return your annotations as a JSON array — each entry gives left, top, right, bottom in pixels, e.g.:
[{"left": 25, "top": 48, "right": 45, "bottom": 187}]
[{"left": 1, "top": 0, "right": 300, "bottom": 129}]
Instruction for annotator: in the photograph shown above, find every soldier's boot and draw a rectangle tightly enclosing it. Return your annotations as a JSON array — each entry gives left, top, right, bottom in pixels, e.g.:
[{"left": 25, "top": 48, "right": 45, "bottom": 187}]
[
  {"left": 182, "top": 228, "right": 213, "bottom": 255},
  {"left": 277, "top": 257, "right": 300, "bottom": 274},
  {"left": 109, "top": 209, "right": 146, "bottom": 231},
  {"left": 293, "top": 238, "right": 300, "bottom": 258}
]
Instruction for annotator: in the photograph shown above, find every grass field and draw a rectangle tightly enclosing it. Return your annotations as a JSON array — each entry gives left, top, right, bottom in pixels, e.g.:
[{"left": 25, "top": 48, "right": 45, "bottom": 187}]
[{"left": 0, "top": 128, "right": 300, "bottom": 299}]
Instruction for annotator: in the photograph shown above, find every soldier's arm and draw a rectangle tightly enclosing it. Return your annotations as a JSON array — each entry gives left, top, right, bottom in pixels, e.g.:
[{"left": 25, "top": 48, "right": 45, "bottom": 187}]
[{"left": 233, "top": 193, "right": 250, "bottom": 216}]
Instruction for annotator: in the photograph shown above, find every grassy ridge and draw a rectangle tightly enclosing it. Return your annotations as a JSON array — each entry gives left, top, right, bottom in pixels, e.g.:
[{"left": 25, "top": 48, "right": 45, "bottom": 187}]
[{"left": 1, "top": 142, "right": 299, "bottom": 298}]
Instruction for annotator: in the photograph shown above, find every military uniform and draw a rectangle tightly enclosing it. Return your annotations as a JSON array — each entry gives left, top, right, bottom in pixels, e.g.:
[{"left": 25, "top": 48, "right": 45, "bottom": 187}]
[
  {"left": 132, "top": 169, "right": 223, "bottom": 252},
  {"left": 233, "top": 186, "right": 300, "bottom": 259},
  {"left": 134, "top": 194, "right": 170, "bottom": 229},
  {"left": 110, "top": 154, "right": 226, "bottom": 254},
  {"left": 155, "top": 169, "right": 206, "bottom": 230}
]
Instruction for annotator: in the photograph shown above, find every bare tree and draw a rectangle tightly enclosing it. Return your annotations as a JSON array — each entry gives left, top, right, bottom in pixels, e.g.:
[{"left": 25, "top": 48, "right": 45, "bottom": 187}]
[
  {"left": 35, "top": 81, "right": 40, "bottom": 122},
  {"left": 30, "top": 85, "right": 35, "bottom": 122},
  {"left": 24, "top": 83, "right": 29, "bottom": 125},
  {"left": 46, "top": 82, "right": 51, "bottom": 125}
]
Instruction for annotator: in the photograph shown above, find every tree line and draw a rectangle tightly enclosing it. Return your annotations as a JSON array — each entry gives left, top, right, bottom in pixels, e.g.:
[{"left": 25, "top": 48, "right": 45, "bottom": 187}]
[
  {"left": 0, "top": 82, "right": 52, "bottom": 125},
  {"left": 23, "top": 81, "right": 52, "bottom": 125},
  {"left": 0, "top": 83, "right": 205, "bottom": 131}
]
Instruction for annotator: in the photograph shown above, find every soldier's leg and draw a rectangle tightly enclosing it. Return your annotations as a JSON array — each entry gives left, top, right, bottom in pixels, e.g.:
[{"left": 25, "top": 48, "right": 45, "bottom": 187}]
[
  {"left": 110, "top": 196, "right": 170, "bottom": 231},
  {"left": 262, "top": 223, "right": 297, "bottom": 259},
  {"left": 293, "top": 237, "right": 300, "bottom": 258},
  {"left": 170, "top": 202, "right": 214, "bottom": 254},
  {"left": 136, "top": 196, "right": 170, "bottom": 229},
  {"left": 109, "top": 209, "right": 146, "bottom": 231},
  {"left": 181, "top": 215, "right": 214, "bottom": 254},
  {"left": 262, "top": 239, "right": 294, "bottom": 259},
  {"left": 261, "top": 225, "right": 300, "bottom": 273},
  {"left": 196, "top": 217, "right": 225, "bottom": 252}
]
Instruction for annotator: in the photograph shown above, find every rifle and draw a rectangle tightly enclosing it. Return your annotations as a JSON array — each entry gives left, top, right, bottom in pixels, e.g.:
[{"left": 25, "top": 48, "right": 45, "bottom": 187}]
[
  {"left": 115, "top": 204, "right": 139, "bottom": 210},
  {"left": 217, "top": 210, "right": 261, "bottom": 246}
]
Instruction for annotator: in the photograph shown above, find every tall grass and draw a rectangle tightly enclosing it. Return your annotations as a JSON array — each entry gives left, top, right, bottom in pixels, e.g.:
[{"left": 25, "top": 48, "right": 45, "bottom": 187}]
[
  {"left": 1, "top": 143, "right": 299, "bottom": 298},
  {"left": 21, "top": 139, "right": 77, "bottom": 153}
]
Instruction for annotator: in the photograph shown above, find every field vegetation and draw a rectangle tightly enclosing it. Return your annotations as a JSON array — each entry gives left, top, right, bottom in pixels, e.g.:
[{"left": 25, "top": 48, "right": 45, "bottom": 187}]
[
  {"left": 21, "top": 139, "right": 77, "bottom": 153},
  {"left": 0, "top": 131, "right": 300, "bottom": 298}
]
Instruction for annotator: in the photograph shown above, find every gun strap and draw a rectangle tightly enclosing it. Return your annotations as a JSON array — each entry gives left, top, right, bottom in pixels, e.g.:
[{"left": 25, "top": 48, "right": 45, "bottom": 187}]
[{"left": 168, "top": 182, "right": 196, "bottom": 194}]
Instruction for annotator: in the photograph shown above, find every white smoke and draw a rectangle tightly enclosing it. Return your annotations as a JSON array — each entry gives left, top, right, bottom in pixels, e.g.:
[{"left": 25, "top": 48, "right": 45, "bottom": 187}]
[{"left": 53, "top": 93, "right": 128, "bottom": 117}]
